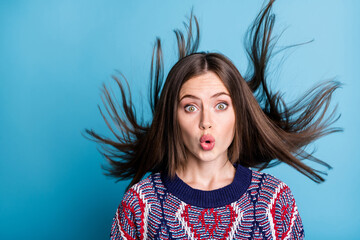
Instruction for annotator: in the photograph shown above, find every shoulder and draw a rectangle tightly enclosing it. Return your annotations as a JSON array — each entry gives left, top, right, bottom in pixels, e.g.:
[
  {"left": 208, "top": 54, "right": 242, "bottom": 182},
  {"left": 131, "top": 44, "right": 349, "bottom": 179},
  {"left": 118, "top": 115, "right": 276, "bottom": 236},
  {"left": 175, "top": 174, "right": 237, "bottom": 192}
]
[
  {"left": 121, "top": 173, "right": 162, "bottom": 206},
  {"left": 249, "top": 170, "right": 298, "bottom": 208},
  {"left": 250, "top": 169, "right": 291, "bottom": 194}
]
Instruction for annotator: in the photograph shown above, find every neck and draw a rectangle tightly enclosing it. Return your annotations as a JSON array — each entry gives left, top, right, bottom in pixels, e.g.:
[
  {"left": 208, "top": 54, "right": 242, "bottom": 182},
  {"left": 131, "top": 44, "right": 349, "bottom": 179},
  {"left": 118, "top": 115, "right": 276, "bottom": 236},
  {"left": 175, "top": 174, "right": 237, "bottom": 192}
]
[
  {"left": 161, "top": 163, "right": 252, "bottom": 208},
  {"left": 176, "top": 157, "right": 236, "bottom": 191}
]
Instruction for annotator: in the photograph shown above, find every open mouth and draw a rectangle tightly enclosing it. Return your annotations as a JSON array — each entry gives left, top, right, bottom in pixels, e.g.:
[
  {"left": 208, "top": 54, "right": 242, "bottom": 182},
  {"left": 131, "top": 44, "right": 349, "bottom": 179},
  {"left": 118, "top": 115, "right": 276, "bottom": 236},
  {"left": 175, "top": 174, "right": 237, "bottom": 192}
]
[{"left": 200, "top": 134, "right": 215, "bottom": 151}]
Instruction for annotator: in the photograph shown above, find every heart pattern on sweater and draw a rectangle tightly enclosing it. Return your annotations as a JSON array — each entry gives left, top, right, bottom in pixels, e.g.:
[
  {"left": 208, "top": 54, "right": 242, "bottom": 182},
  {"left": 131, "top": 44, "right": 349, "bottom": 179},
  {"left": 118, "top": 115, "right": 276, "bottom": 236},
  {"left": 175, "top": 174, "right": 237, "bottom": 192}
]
[{"left": 178, "top": 203, "right": 239, "bottom": 239}]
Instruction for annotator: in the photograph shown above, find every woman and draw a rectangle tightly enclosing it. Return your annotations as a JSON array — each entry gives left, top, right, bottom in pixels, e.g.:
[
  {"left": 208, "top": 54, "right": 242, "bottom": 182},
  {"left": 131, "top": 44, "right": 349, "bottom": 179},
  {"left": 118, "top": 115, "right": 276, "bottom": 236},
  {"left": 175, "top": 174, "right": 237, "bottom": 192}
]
[{"left": 85, "top": 0, "right": 341, "bottom": 239}]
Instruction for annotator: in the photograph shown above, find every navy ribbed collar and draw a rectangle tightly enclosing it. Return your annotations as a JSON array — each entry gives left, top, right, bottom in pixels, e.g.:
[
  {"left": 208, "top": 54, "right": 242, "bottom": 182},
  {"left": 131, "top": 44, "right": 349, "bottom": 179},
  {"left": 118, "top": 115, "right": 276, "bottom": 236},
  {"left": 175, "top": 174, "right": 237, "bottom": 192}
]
[{"left": 161, "top": 164, "right": 252, "bottom": 208}]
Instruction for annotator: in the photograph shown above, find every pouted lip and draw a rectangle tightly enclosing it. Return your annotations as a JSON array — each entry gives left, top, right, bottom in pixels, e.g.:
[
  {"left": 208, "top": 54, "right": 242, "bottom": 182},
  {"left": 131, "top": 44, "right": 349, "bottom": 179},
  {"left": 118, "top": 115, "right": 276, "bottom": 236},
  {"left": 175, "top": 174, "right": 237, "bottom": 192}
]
[{"left": 200, "top": 134, "right": 215, "bottom": 144}]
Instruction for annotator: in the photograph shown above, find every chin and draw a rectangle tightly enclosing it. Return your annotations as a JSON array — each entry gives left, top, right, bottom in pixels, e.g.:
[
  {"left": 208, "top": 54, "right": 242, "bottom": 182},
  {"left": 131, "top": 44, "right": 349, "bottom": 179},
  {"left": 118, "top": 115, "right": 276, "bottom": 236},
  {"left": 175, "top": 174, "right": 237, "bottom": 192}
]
[
  {"left": 185, "top": 146, "right": 228, "bottom": 163},
  {"left": 196, "top": 151, "right": 223, "bottom": 162}
]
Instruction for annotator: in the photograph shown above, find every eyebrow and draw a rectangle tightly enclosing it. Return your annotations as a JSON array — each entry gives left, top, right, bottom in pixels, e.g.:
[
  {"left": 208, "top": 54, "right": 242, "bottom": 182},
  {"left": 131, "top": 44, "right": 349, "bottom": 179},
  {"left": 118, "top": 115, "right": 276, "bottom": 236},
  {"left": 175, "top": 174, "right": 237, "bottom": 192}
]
[{"left": 179, "top": 92, "right": 230, "bottom": 101}]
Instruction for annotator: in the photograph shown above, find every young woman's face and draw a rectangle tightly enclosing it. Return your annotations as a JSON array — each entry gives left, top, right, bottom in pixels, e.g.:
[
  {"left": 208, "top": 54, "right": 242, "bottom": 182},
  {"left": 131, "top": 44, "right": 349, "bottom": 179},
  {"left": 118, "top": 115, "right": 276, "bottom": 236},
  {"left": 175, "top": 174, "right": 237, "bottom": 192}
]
[{"left": 177, "top": 71, "right": 236, "bottom": 164}]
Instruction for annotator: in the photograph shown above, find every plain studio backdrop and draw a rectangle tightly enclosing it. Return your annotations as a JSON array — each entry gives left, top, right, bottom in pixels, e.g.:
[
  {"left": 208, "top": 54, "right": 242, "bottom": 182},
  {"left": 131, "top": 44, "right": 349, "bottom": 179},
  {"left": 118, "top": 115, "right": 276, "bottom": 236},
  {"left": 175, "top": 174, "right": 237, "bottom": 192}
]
[{"left": 0, "top": 0, "right": 359, "bottom": 239}]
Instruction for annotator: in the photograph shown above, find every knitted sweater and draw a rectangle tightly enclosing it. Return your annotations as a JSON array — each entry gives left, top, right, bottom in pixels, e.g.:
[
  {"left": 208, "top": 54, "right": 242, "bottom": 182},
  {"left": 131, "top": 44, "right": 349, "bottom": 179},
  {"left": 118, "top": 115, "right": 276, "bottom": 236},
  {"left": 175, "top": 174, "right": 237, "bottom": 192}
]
[{"left": 110, "top": 164, "right": 304, "bottom": 239}]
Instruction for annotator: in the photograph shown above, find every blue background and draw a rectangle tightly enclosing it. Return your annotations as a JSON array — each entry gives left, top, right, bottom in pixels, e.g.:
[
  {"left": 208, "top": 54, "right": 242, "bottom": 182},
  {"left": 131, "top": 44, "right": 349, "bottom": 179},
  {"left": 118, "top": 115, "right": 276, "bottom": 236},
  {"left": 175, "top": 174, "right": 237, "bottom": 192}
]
[{"left": 1, "top": 0, "right": 359, "bottom": 239}]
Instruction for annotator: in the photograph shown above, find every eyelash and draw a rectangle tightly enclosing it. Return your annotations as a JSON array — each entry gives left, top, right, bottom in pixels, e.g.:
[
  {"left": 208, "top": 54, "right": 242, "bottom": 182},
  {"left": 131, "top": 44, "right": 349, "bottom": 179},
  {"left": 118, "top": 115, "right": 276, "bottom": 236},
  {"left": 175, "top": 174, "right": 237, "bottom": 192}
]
[{"left": 184, "top": 102, "right": 229, "bottom": 112}]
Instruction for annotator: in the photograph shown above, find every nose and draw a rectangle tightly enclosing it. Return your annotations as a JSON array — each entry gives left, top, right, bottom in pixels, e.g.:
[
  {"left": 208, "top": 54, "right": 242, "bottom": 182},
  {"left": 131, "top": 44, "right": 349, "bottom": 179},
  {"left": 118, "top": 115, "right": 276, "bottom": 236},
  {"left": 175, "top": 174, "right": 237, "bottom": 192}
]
[{"left": 199, "top": 108, "right": 212, "bottom": 130}]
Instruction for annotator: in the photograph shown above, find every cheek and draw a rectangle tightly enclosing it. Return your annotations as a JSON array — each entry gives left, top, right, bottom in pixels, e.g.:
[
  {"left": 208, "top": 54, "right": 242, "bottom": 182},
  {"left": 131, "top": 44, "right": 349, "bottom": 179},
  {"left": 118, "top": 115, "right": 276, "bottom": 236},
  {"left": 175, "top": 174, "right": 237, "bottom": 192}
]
[
  {"left": 229, "top": 114, "right": 236, "bottom": 132},
  {"left": 220, "top": 111, "right": 236, "bottom": 141},
  {"left": 177, "top": 111, "right": 186, "bottom": 133},
  {"left": 177, "top": 111, "right": 195, "bottom": 144}
]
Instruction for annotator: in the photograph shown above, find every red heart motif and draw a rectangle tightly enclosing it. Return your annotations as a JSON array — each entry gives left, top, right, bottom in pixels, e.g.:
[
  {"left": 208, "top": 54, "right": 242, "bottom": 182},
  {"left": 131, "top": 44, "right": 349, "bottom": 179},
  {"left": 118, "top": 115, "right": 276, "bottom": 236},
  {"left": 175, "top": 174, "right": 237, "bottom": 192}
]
[{"left": 180, "top": 204, "right": 238, "bottom": 239}]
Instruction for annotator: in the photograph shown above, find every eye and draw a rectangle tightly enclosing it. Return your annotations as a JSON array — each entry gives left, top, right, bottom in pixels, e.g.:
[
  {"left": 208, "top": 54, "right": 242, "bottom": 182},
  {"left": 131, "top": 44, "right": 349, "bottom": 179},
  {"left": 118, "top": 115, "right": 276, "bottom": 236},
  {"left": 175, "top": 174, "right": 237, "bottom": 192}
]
[
  {"left": 215, "top": 102, "right": 228, "bottom": 110},
  {"left": 184, "top": 105, "right": 198, "bottom": 112}
]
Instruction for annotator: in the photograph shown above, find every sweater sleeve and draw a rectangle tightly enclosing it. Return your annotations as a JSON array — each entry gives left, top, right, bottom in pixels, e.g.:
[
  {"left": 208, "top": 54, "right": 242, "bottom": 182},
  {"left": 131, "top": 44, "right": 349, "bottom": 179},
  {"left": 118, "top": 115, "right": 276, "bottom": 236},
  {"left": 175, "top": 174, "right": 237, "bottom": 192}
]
[
  {"left": 110, "top": 189, "right": 139, "bottom": 240},
  {"left": 273, "top": 184, "right": 305, "bottom": 240}
]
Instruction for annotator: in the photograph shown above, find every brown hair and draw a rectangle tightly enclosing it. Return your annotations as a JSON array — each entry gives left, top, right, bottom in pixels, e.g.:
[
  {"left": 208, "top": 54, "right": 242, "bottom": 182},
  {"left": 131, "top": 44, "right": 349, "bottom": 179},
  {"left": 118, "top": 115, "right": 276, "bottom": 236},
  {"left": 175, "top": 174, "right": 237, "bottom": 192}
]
[{"left": 84, "top": 0, "right": 341, "bottom": 188}]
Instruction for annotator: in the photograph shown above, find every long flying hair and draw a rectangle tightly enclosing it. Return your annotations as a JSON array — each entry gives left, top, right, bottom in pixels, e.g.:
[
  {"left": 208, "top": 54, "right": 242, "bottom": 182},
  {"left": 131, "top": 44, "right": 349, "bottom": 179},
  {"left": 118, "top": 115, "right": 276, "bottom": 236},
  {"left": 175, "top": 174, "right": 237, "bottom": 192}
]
[{"left": 84, "top": 0, "right": 342, "bottom": 188}]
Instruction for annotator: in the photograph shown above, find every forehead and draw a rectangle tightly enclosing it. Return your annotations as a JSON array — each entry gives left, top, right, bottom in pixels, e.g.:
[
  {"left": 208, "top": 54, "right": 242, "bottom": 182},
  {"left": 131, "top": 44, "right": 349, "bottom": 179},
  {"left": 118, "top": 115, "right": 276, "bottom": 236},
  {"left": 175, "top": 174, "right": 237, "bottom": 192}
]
[{"left": 179, "top": 72, "right": 229, "bottom": 97}]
